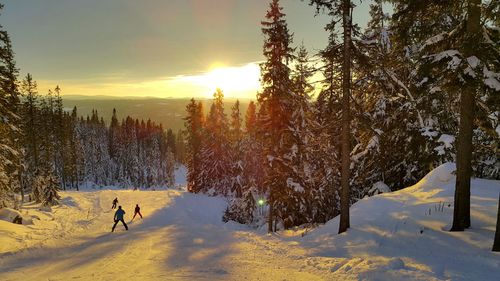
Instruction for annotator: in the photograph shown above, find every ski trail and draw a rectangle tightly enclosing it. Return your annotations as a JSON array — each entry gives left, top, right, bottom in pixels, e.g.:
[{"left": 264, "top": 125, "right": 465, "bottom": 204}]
[{"left": 0, "top": 189, "right": 338, "bottom": 280}]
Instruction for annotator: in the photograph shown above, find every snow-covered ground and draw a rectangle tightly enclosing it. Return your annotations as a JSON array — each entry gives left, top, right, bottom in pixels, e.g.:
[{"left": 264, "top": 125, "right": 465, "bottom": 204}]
[{"left": 1, "top": 163, "right": 499, "bottom": 280}]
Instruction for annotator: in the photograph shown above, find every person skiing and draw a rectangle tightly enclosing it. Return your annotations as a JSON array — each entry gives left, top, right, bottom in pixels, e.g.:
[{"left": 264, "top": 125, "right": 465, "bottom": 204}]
[
  {"left": 111, "top": 197, "right": 118, "bottom": 209},
  {"left": 112, "top": 206, "right": 128, "bottom": 232},
  {"left": 132, "top": 204, "right": 143, "bottom": 221}
]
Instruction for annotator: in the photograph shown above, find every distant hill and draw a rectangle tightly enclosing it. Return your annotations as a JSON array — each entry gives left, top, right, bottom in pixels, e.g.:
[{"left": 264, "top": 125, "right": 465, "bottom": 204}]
[{"left": 62, "top": 96, "right": 253, "bottom": 132}]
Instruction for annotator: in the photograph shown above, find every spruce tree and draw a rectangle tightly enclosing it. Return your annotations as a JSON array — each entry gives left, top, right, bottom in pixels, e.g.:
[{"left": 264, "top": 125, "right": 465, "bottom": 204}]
[
  {"left": 0, "top": 8, "right": 21, "bottom": 207},
  {"left": 175, "top": 129, "right": 186, "bottom": 164},
  {"left": 20, "top": 74, "right": 40, "bottom": 196},
  {"left": 309, "top": 0, "right": 356, "bottom": 234},
  {"left": 166, "top": 129, "right": 176, "bottom": 158},
  {"left": 288, "top": 45, "right": 316, "bottom": 224},
  {"left": 229, "top": 100, "right": 244, "bottom": 198},
  {"left": 257, "top": 0, "right": 327, "bottom": 229},
  {"left": 184, "top": 98, "right": 205, "bottom": 193},
  {"left": 390, "top": 0, "right": 499, "bottom": 231},
  {"left": 199, "top": 89, "right": 232, "bottom": 195},
  {"left": 224, "top": 101, "right": 263, "bottom": 225}
]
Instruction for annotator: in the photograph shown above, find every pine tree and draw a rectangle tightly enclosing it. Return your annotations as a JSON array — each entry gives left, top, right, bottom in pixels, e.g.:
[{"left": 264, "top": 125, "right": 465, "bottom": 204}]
[
  {"left": 52, "top": 86, "right": 68, "bottom": 189},
  {"left": 349, "top": 1, "right": 402, "bottom": 197},
  {"left": 229, "top": 100, "right": 244, "bottom": 198},
  {"left": 166, "top": 147, "right": 175, "bottom": 188},
  {"left": 33, "top": 171, "right": 60, "bottom": 206},
  {"left": 68, "top": 106, "right": 81, "bottom": 190},
  {"left": 0, "top": 8, "right": 21, "bottom": 207},
  {"left": 166, "top": 129, "right": 176, "bottom": 158},
  {"left": 451, "top": 0, "right": 479, "bottom": 231},
  {"left": 184, "top": 99, "right": 205, "bottom": 193},
  {"left": 309, "top": 0, "right": 356, "bottom": 234},
  {"left": 199, "top": 89, "right": 232, "bottom": 195},
  {"left": 311, "top": 16, "right": 344, "bottom": 223},
  {"left": 259, "top": 0, "right": 299, "bottom": 231},
  {"left": 224, "top": 101, "right": 266, "bottom": 225},
  {"left": 20, "top": 74, "right": 40, "bottom": 196},
  {"left": 175, "top": 129, "right": 186, "bottom": 164},
  {"left": 288, "top": 45, "right": 317, "bottom": 224},
  {"left": 389, "top": 0, "right": 499, "bottom": 231}
]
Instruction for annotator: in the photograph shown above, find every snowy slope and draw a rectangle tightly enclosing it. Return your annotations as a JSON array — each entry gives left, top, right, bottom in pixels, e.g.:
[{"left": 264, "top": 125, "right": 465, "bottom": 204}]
[
  {"left": 288, "top": 163, "right": 500, "bottom": 280},
  {"left": 1, "top": 163, "right": 499, "bottom": 280}
]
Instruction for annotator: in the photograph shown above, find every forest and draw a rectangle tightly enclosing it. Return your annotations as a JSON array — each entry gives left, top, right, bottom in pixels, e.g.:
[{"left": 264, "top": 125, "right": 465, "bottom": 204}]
[
  {"left": 0, "top": 0, "right": 498, "bottom": 247},
  {"left": 182, "top": 0, "right": 499, "bottom": 235},
  {"left": 1, "top": 1, "right": 500, "bottom": 279},
  {"left": 1, "top": 72, "right": 183, "bottom": 206}
]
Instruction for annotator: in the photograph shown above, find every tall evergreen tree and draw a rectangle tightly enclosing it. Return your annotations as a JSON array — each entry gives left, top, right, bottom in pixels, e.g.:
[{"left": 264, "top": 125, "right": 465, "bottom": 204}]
[
  {"left": 184, "top": 98, "right": 205, "bottom": 193},
  {"left": 229, "top": 100, "right": 244, "bottom": 197},
  {"left": 260, "top": 0, "right": 305, "bottom": 231},
  {"left": 0, "top": 6, "right": 21, "bottom": 207},
  {"left": 198, "top": 89, "right": 232, "bottom": 195},
  {"left": 20, "top": 74, "right": 40, "bottom": 194},
  {"left": 389, "top": 0, "right": 499, "bottom": 231},
  {"left": 175, "top": 129, "right": 186, "bottom": 164},
  {"left": 309, "top": 0, "right": 356, "bottom": 234}
]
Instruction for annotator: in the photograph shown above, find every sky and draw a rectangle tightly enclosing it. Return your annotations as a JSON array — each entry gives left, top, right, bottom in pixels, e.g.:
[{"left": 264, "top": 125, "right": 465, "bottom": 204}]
[{"left": 1, "top": 0, "right": 373, "bottom": 99}]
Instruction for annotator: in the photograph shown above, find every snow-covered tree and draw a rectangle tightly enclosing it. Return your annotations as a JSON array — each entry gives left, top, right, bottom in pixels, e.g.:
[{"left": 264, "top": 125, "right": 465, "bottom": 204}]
[
  {"left": 198, "top": 89, "right": 232, "bottom": 195},
  {"left": 34, "top": 171, "right": 61, "bottom": 206},
  {"left": 309, "top": 0, "right": 357, "bottom": 234},
  {"left": 390, "top": 0, "right": 499, "bottom": 231},
  {"left": 184, "top": 98, "right": 205, "bottom": 193},
  {"left": 0, "top": 7, "right": 21, "bottom": 207},
  {"left": 258, "top": 0, "right": 296, "bottom": 232}
]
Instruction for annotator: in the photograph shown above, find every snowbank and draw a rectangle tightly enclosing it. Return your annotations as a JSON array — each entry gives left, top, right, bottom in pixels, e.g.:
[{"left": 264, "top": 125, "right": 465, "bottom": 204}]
[
  {"left": 291, "top": 162, "right": 500, "bottom": 280},
  {"left": 0, "top": 208, "right": 23, "bottom": 223},
  {"left": 410, "top": 162, "right": 456, "bottom": 190}
]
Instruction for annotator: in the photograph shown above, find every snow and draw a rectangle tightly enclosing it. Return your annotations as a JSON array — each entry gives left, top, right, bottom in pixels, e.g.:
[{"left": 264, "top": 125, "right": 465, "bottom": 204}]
[
  {"left": 435, "top": 134, "right": 455, "bottom": 155},
  {"left": 429, "top": 86, "right": 441, "bottom": 94},
  {"left": 0, "top": 208, "right": 22, "bottom": 223},
  {"left": 368, "top": 181, "right": 391, "bottom": 196},
  {"left": 1, "top": 163, "right": 499, "bottom": 280},
  {"left": 425, "top": 50, "right": 462, "bottom": 70},
  {"left": 483, "top": 67, "right": 500, "bottom": 91},
  {"left": 466, "top": 56, "right": 480, "bottom": 68},
  {"left": 174, "top": 165, "right": 187, "bottom": 188},
  {"left": 421, "top": 126, "right": 438, "bottom": 138},
  {"left": 287, "top": 178, "right": 305, "bottom": 193},
  {"left": 464, "top": 56, "right": 480, "bottom": 78},
  {"left": 420, "top": 33, "right": 445, "bottom": 50}
]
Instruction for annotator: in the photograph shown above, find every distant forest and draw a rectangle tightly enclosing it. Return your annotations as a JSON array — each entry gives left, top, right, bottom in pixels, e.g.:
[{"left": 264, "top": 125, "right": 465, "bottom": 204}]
[{"left": 62, "top": 96, "right": 251, "bottom": 133}]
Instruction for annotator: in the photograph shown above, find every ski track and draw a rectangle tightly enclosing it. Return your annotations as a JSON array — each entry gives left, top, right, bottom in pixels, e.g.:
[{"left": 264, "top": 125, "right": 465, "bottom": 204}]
[
  {"left": 1, "top": 165, "right": 499, "bottom": 281},
  {"left": 0, "top": 190, "right": 335, "bottom": 280}
]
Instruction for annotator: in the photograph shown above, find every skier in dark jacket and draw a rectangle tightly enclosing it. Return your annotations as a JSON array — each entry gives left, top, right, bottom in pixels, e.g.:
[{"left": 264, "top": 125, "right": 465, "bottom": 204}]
[
  {"left": 132, "top": 204, "right": 143, "bottom": 221},
  {"left": 111, "top": 206, "right": 128, "bottom": 232},
  {"left": 111, "top": 197, "right": 118, "bottom": 209}
]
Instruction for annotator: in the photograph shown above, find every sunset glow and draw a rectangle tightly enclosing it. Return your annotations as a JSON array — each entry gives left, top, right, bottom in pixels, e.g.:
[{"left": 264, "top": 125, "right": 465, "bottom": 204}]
[
  {"left": 176, "top": 63, "right": 261, "bottom": 98},
  {"left": 35, "top": 63, "right": 262, "bottom": 99}
]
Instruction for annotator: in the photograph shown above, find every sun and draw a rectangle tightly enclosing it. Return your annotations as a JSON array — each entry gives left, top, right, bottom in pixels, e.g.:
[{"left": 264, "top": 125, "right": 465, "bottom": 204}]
[
  {"left": 197, "top": 63, "right": 261, "bottom": 98},
  {"left": 173, "top": 63, "right": 261, "bottom": 99}
]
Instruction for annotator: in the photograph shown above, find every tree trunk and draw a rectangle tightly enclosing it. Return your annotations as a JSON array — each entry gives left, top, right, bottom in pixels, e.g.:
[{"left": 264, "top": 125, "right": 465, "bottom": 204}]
[
  {"left": 493, "top": 193, "right": 500, "bottom": 251},
  {"left": 338, "top": 0, "right": 352, "bottom": 234},
  {"left": 451, "top": 0, "right": 479, "bottom": 232},
  {"left": 19, "top": 173, "right": 24, "bottom": 204},
  {"left": 268, "top": 195, "right": 274, "bottom": 233}
]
